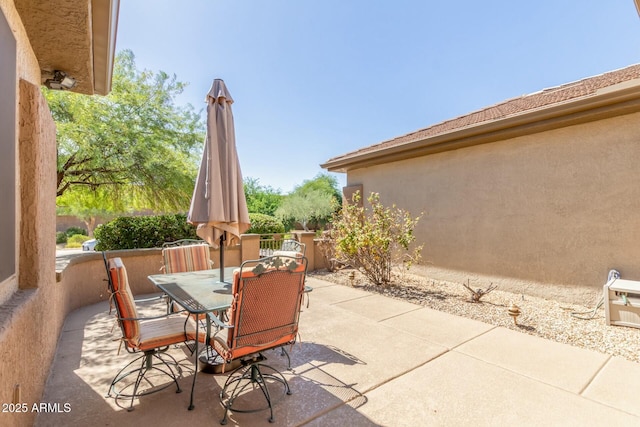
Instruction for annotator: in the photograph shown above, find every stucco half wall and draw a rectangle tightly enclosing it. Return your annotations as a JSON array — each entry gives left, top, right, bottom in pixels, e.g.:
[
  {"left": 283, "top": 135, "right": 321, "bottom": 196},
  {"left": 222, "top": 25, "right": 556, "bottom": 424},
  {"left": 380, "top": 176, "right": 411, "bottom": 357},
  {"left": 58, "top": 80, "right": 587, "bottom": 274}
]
[{"left": 346, "top": 112, "right": 640, "bottom": 304}]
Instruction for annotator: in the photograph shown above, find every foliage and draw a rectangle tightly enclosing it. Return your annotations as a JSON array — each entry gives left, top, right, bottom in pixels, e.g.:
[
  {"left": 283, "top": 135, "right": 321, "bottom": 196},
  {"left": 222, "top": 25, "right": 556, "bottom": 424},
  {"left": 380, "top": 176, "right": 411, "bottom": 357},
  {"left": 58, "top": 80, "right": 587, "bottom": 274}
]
[
  {"left": 65, "top": 226, "right": 87, "bottom": 236},
  {"left": 56, "top": 232, "right": 68, "bottom": 244},
  {"left": 275, "top": 173, "right": 341, "bottom": 231},
  {"left": 244, "top": 177, "right": 283, "bottom": 216},
  {"left": 246, "top": 213, "right": 285, "bottom": 235},
  {"left": 317, "top": 229, "right": 343, "bottom": 272},
  {"left": 331, "top": 192, "right": 423, "bottom": 286},
  {"left": 56, "top": 185, "right": 129, "bottom": 236},
  {"left": 276, "top": 189, "right": 336, "bottom": 231},
  {"left": 66, "top": 234, "right": 92, "bottom": 248},
  {"left": 293, "top": 173, "right": 342, "bottom": 206},
  {"left": 47, "top": 49, "right": 204, "bottom": 214},
  {"left": 94, "top": 213, "right": 198, "bottom": 250}
]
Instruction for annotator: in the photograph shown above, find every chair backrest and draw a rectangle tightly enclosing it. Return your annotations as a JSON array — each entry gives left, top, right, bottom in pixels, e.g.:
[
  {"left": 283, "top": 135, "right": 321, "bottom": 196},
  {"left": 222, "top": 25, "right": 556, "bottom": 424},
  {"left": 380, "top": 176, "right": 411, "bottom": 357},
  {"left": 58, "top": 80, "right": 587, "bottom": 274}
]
[
  {"left": 162, "top": 243, "right": 212, "bottom": 273},
  {"left": 105, "top": 256, "right": 140, "bottom": 347},
  {"left": 273, "top": 239, "right": 306, "bottom": 260},
  {"left": 281, "top": 239, "right": 306, "bottom": 255},
  {"left": 226, "top": 255, "right": 307, "bottom": 359}
]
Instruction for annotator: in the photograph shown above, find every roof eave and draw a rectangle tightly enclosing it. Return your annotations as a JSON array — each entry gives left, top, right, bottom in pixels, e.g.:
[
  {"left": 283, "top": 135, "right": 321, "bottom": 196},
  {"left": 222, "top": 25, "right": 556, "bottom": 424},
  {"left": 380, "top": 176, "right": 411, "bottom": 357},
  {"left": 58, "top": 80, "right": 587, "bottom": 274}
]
[
  {"left": 92, "top": 0, "right": 120, "bottom": 95},
  {"left": 322, "top": 82, "right": 640, "bottom": 173},
  {"left": 15, "top": 0, "right": 120, "bottom": 96}
]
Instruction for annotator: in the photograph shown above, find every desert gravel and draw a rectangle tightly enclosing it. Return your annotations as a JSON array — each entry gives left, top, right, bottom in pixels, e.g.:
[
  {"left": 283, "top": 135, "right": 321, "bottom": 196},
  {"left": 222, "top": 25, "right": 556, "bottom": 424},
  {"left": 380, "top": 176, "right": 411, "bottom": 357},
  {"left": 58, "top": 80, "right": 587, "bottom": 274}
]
[{"left": 310, "top": 268, "right": 640, "bottom": 363}]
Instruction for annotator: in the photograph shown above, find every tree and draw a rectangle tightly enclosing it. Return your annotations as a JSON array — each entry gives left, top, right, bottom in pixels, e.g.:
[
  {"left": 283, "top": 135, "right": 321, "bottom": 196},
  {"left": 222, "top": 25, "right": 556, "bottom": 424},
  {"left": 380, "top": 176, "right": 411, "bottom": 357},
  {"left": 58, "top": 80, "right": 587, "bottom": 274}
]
[
  {"left": 294, "top": 173, "right": 342, "bottom": 206},
  {"left": 275, "top": 189, "right": 335, "bottom": 231},
  {"left": 275, "top": 173, "right": 341, "bottom": 230},
  {"left": 244, "top": 177, "right": 283, "bottom": 216},
  {"left": 47, "top": 49, "right": 204, "bottom": 214},
  {"left": 56, "top": 185, "right": 136, "bottom": 236}
]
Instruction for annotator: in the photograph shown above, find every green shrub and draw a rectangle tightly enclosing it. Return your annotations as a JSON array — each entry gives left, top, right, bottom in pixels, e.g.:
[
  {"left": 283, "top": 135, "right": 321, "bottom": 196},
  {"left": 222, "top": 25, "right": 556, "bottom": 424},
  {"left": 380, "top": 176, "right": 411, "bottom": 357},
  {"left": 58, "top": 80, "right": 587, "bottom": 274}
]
[
  {"left": 331, "top": 192, "right": 423, "bottom": 286},
  {"left": 66, "top": 234, "right": 91, "bottom": 248},
  {"left": 56, "top": 231, "right": 68, "bottom": 244},
  {"left": 65, "top": 226, "right": 87, "bottom": 236},
  {"left": 94, "top": 213, "right": 198, "bottom": 250},
  {"left": 246, "top": 213, "right": 285, "bottom": 235}
]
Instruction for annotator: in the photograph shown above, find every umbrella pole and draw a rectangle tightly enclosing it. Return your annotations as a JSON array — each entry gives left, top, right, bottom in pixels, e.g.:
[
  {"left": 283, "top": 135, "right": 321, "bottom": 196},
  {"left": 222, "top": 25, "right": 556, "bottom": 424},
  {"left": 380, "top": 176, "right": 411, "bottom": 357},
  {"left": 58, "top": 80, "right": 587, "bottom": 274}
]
[{"left": 219, "top": 231, "right": 226, "bottom": 282}]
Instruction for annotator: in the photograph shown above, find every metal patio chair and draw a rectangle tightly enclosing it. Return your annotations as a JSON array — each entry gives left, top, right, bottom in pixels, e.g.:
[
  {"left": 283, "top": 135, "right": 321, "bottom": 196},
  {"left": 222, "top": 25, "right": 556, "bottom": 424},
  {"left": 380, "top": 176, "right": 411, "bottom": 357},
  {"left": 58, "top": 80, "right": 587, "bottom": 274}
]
[
  {"left": 104, "top": 254, "right": 199, "bottom": 411},
  {"left": 210, "top": 255, "right": 308, "bottom": 424},
  {"left": 272, "top": 239, "right": 306, "bottom": 261}
]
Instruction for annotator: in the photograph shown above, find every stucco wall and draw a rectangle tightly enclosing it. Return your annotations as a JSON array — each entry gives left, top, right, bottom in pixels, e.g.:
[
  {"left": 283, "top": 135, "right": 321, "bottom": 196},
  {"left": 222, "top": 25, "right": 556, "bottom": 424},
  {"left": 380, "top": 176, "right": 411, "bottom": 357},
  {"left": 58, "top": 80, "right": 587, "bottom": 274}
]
[
  {"left": 0, "top": 3, "right": 59, "bottom": 425},
  {"left": 0, "top": 81, "right": 58, "bottom": 427},
  {"left": 347, "top": 112, "right": 640, "bottom": 304}
]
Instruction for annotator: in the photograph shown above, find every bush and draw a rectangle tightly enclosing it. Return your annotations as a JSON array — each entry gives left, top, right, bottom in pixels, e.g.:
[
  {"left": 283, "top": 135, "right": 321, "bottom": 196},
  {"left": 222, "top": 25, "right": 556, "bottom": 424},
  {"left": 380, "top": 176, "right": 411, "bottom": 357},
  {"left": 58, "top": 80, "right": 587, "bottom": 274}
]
[
  {"left": 56, "top": 231, "right": 68, "bottom": 244},
  {"left": 65, "top": 226, "right": 87, "bottom": 236},
  {"left": 66, "top": 234, "right": 91, "bottom": 248},
  {"left": 246, "top": 213, "right": 285, "bottom": 235},
  {"left": 331, "top": 192, "right": 423, "bottom": 286},
  {"left": 94, "top": 213, "right": 198, "bottom": 250}
]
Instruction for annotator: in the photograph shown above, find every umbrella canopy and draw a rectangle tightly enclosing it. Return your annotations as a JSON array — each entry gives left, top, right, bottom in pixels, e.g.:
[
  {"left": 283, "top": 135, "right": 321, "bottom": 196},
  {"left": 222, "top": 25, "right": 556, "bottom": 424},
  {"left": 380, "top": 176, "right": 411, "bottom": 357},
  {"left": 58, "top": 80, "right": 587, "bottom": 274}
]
[{"left": 188, "top": 79, "right": 250, "bottom": 250}]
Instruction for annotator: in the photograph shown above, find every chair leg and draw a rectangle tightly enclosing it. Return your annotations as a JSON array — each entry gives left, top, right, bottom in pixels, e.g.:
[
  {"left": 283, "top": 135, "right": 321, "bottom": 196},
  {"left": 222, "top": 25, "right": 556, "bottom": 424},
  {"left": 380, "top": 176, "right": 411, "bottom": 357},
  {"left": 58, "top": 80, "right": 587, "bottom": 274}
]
[
  {"left": 107, "top": 350, "right": 182, "bottom": 411},
  {"left": 278, "top": 347, "right": 291, "bottom": 369},
  {"left": 219, "top": 362, "right": 291, "bottom": 424}
]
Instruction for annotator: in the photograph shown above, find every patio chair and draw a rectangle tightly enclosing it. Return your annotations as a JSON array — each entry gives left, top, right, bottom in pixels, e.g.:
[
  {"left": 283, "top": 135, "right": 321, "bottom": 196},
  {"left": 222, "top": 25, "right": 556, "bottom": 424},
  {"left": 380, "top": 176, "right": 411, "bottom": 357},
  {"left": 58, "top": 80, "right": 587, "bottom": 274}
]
[
  {"left": 272, "top": 239, "right": 306, "bottom": 259},
  {"left": 104, "top": 254, "right": 200, "bottom": 411},
  {"left": 161, "top": 239, "right": 213, "bottom": 274},
  {"left": 210, "top": 254, "right": 308, "bottom": 424},
  {"left": 161, "top": 240, "right": 214, "bottom": 315}
]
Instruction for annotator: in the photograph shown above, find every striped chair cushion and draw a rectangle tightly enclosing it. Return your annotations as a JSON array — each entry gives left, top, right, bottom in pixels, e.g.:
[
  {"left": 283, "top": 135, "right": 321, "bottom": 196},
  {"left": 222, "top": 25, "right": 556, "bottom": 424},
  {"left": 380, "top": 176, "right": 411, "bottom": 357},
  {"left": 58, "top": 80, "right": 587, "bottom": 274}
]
[
  {"left": 137, "top": 316, "right": 198, "bottom": 352},
  {"left": 162, "top": 244, "right": 212, "bottom": 273},
  {"left": 108, "top": 258, "right": 141, "bottom": 346}
]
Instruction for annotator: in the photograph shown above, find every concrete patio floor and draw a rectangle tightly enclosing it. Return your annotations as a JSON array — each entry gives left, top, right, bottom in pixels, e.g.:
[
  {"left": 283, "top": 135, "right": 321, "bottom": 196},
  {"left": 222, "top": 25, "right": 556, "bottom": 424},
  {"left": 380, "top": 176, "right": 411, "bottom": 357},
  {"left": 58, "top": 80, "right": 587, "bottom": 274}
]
[{"left": 36, "top": 276, "right": 640, "bottom": 426}]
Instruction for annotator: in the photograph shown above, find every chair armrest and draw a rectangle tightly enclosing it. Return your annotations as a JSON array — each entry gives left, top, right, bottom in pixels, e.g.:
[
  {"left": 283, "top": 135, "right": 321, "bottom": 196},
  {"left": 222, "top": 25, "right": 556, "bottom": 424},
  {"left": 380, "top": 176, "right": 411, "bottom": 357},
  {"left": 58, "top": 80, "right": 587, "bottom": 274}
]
[
  {"left": 117, "top": 312, "right": 188, "bottom": 322},
  {"left": 208, "top": 312, "right": 233, "bottom": 329},
  {"left": 133, "top": 295, "right": 165, "bottom": 303}
]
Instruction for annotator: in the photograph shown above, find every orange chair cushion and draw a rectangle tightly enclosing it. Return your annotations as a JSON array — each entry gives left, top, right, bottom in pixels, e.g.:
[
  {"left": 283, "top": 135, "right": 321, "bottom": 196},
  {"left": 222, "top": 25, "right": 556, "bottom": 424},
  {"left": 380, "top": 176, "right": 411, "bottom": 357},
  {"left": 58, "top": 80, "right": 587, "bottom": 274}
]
[
  {"left": 108, "top": 258, "right": 141, "bottom": 345},
  {"left": 109, "top": 257, "right": 202, "bottom": 350}
]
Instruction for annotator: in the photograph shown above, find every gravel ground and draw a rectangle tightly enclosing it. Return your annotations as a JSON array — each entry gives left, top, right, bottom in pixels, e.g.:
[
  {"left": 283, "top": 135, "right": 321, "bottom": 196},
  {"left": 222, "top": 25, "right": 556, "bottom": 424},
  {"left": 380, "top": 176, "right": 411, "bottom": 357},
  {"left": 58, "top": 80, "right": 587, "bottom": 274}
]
[{"left": 310, "top": 268, "right": 640, "bottom": 363}]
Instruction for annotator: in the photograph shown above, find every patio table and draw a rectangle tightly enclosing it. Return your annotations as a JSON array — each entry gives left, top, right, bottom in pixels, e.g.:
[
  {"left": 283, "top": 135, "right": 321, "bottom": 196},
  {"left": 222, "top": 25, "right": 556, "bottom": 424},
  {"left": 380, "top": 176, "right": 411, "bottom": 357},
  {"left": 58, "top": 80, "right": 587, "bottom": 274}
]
[{"left": 148, "top": 267, "right": 236, "bottom": 410}]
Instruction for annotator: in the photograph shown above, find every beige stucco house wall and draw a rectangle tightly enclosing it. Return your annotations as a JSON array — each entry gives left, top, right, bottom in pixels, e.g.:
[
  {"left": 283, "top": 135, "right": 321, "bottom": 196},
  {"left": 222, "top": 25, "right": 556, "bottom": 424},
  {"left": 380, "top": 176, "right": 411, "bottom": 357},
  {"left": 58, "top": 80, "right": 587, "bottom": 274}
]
[
  {"left": 324, "top": 66, "right": 640, "bottom": 304},
  {"left": 0, "top": 2, "right": 119, "bottom": 425}
]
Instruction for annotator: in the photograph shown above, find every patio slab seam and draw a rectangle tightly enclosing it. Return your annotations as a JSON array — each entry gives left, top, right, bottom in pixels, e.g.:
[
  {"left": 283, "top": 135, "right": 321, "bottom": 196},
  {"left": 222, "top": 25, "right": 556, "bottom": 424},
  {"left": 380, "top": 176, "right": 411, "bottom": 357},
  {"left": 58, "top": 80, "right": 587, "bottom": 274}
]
[
  {"left": 576, "top": 353, "right": 613, "bottom": 395},
  {"left": 449, "top": 347, "right": 622, "bottom": 407},
  {"left": 327, "top": 293, "right": 377, "bottom": 306},
  {"left": 443, "top": 324, "right": 499, "bottom": 351},
  {"left": 297, "top": 346, "right": 454, "bottom": 426},
  {"left": 371, "top": 305, "right": 428, "bottom": 323}
]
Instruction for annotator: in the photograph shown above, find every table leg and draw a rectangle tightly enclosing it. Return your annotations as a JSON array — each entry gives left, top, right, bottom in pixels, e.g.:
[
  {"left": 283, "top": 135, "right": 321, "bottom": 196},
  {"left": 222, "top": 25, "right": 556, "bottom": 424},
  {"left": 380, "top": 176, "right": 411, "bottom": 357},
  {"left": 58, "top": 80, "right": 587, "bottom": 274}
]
[{"left": 188, "top": 321, "right": 199, "bottom": 410}]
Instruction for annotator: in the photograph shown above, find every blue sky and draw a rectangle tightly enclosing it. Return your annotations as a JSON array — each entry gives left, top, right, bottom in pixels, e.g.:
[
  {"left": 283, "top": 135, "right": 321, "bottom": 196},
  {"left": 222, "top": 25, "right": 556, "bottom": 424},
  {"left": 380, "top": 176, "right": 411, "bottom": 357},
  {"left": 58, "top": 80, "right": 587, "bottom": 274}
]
[{"left": 117, "top": 1, "right": 640, "bottom": 193}]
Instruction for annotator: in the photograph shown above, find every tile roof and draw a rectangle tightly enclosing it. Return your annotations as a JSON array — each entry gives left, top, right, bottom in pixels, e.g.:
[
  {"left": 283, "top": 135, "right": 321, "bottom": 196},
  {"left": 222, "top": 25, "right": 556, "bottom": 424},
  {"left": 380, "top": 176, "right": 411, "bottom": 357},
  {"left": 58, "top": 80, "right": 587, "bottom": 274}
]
[{"left": 325, "top": 64, "right": 640, "bottom": 164}]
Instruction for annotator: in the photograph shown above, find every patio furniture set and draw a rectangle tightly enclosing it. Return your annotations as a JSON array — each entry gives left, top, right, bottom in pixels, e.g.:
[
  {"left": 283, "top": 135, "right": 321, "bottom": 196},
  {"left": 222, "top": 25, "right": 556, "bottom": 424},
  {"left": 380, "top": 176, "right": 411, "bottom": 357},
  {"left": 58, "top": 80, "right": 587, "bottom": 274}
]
[{"left": 102, "top": 238, "right": 308, "bottom": 424}]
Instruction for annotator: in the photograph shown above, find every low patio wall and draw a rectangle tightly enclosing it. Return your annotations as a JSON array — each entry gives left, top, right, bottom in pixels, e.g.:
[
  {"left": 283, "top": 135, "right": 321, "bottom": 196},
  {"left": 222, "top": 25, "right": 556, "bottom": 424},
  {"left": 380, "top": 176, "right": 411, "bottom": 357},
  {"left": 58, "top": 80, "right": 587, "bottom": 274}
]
[
  {"left": 56, "top": 234, "right": 322, "bottom": 314},
  {"left": 56, "top": 245, "right": 246, "bottom": 313}
]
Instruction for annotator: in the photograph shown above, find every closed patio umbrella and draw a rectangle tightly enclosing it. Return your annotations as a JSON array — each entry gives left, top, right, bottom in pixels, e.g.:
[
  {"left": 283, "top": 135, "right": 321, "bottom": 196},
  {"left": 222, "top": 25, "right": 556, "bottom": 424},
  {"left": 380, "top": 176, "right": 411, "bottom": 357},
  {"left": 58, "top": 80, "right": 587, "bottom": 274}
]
[{"left": 188, "top": 79, "right": 250, "bottom": 282}]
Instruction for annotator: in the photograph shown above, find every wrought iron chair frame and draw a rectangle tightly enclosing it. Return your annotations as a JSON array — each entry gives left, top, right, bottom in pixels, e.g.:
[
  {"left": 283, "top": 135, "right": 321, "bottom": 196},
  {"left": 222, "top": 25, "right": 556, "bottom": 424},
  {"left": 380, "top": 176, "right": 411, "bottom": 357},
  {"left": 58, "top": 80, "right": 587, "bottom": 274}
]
[
  {"left": 103, "top": 253, "right": 196, "bottom": 411},
  {"left": 210, "top": 255, "right": 308, "bottom": 424},
  {"left": 280, "top": 239, "right": 306, "bottom": 255}
]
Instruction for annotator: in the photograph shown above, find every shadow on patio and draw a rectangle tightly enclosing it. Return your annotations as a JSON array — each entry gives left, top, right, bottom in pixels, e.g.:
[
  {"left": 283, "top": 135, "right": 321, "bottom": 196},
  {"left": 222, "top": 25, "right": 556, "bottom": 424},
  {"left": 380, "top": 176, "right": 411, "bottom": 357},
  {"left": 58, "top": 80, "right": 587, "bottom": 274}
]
[{"left": 35, "top": 277, "right": 640, "bottom": 426}]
